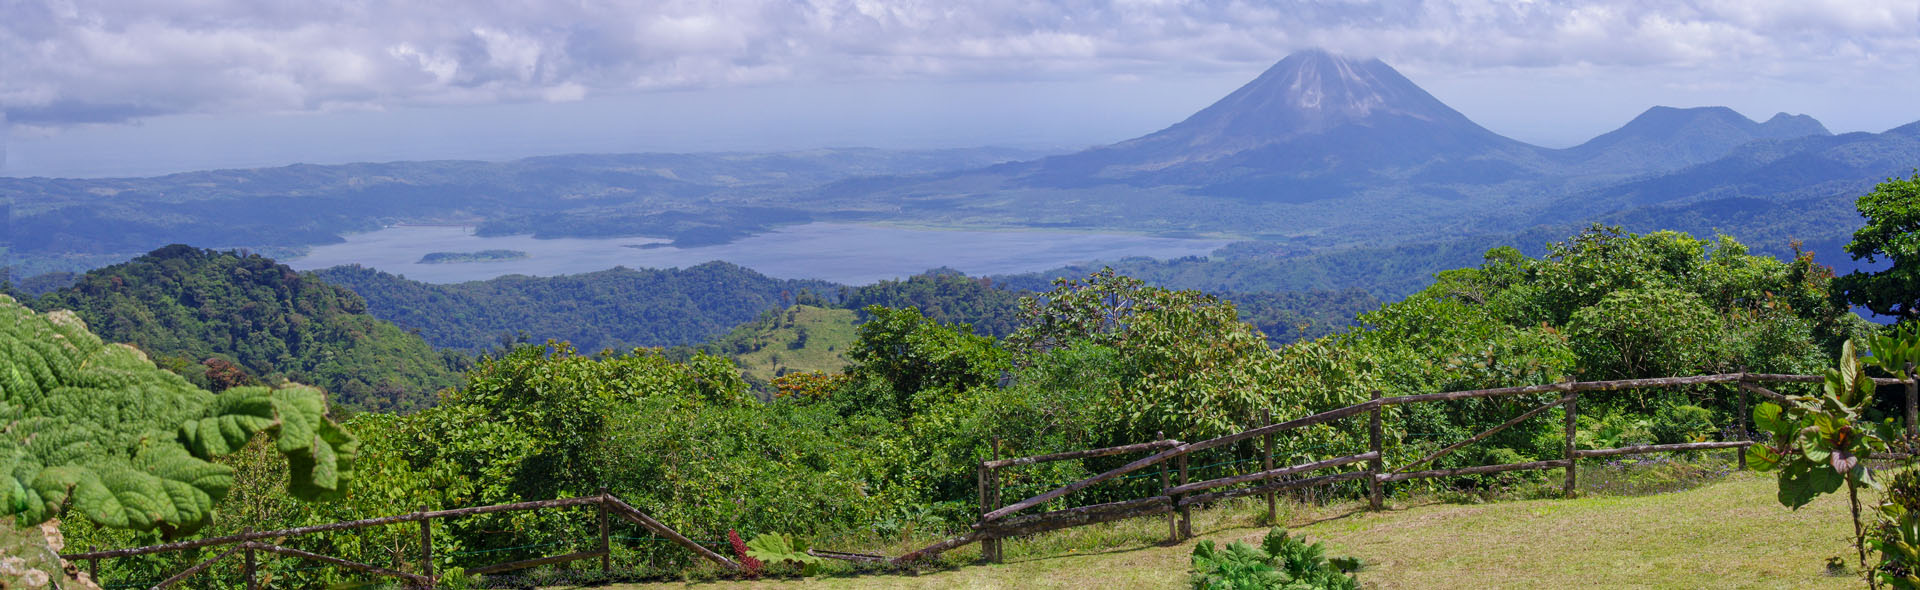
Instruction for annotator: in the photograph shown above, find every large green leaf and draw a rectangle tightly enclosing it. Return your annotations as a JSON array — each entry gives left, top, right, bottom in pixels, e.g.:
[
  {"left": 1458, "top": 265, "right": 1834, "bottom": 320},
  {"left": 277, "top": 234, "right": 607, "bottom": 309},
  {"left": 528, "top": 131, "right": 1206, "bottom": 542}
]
[
  {"left": 0, "top": 296, "right": 357, "bottom": 534},
  {"left": 744, "top": 532, "right": 823, "bottom": 566},
  {"left": 1779, "top": 458, "right": 1844, "bottom": 509},
  {"left": 1753, "top": 403, "right": 1794, "bottom": 442}
]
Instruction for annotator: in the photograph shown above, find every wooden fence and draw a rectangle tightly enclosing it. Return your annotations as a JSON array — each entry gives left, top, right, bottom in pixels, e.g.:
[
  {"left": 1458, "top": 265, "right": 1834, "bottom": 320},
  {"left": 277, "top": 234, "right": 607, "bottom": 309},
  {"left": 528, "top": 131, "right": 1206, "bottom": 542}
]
[
  {"left": 62, "top": 489, "right": 741, "bottom": 590},
  {"left": 907, "top": 370, "right": 1920, "bottom": 565}
]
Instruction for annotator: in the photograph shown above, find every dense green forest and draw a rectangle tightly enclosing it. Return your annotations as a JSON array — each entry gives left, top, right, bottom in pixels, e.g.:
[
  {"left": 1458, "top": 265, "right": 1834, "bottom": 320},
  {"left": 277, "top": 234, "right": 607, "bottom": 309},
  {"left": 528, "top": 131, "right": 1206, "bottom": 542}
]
[
  {"left": 28, "top": 221, "right": 1897, "bottom": 588},
  {"left": 311, "top": 262, "right": 841, "bottom": 353},
  {"left": 838, "top": 270, "right": 1028, "bottom": 337},
  {"left": 20, "top": 245, "right": 462, "bottom": 412}
]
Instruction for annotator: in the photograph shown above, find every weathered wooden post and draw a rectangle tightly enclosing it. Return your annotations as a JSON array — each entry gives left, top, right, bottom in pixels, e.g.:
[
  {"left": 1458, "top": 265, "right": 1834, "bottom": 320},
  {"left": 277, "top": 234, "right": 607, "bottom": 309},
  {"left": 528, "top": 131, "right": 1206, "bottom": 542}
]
[
  {"left": 419, "top": 505, "right": 435, "bottom": 589},
  {"left": 1368, "top": 390, "right": 1384, "bottom": 511},
  {"left": 1563, "top": 389, "right": 1579, "bottom": 498},
  {"left": 1736, "top": 383, "right": 1749, "bottom": 470},
  {"left": 244, "top": 528, "right": 258, "bottom": 590},
  {"left": 1176, "top": 451, "right": 1191, "bottom": 539},
  {"left": 88, "top": 545, "right": 98, "bottom": 587},
  {"left": 1159, "top": 431, "right": 1175, "bottom": 544},
  {"left": 986, "top": 438, "right": 1002, "bottom": 563},
  {"left": 1262, "top": 409, "right": 1276, "bottom": 524},
  {"left": 598, "top": 487, "right": 612, "bottom": 578}
]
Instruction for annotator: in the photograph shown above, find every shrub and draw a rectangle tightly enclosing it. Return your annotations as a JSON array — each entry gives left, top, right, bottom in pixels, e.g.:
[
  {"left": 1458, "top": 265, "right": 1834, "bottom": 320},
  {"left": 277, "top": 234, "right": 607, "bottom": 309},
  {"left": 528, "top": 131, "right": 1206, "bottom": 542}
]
[
  {"left": 1874, "top": 468, "right": 1920, "bottom": 588},
  {"left": 1189, "top": 528, "right": 1359, "bottom": 590},
  {"left": 1650, "top": 404, "right": 1716, "bottom": 444}
]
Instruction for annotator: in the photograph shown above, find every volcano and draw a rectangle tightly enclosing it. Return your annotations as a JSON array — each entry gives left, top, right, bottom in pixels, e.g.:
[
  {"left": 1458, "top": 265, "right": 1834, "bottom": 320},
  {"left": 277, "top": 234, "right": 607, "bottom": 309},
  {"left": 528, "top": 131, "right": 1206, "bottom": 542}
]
[{"left": 1013, "top": 49, "right": 1548, "bottom": 199}]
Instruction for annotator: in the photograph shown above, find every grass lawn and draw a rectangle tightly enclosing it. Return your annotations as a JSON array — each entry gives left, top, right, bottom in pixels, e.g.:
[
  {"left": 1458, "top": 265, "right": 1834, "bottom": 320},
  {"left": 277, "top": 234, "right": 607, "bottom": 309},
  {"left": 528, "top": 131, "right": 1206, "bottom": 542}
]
[{"left": 580, "top": 473, "right": 1867, "bottom": 590}]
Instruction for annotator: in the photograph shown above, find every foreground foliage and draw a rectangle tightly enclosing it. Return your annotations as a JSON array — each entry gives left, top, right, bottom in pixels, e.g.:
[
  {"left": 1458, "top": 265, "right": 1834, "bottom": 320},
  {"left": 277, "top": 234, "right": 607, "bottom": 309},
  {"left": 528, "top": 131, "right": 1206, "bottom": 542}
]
[
  {"left": 1190, "top": 528, "right": 1359, "bottom": 590},
  {"left": 1, "top": 295, "right": 358, "bottom": 534}
]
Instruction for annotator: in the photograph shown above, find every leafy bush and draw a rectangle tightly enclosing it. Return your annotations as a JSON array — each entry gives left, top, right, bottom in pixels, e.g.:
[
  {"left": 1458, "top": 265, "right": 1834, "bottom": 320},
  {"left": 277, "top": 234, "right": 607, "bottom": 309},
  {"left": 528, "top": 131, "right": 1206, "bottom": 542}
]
[
  {"left": 1189, "top": 528, "right": 1359, "bottom": 590},
  {"left": 1874, "top": 468, "right": 1920, "bottom": 588},
  {"left": 1577, "top": 410, "right": 1655, "bottom": 450},
  {"left": 1650, "top": 404, "right": 1716, "bottom": 444}
]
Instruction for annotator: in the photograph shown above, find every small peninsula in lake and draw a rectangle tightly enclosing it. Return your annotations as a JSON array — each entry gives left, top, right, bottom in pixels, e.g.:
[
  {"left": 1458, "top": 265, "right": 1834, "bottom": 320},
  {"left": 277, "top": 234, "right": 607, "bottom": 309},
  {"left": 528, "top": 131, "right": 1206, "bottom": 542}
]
[{"left": 417, "top": 250, "right": 530, "bottom": 264}]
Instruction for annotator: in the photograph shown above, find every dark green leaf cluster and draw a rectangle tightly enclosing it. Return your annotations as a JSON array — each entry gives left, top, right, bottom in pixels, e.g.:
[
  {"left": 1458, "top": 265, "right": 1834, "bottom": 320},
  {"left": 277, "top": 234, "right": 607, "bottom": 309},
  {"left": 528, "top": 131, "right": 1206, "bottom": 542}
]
[{"left": 1, "top": 295, "right": 357, "bottom": 536}]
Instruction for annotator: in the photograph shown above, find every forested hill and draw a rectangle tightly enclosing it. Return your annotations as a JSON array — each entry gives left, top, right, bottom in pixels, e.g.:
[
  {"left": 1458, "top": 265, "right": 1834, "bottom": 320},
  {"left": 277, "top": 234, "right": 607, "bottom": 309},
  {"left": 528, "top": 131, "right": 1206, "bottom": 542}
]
[
  {"left": 866, "top": 270, "right": 1380, "bottom": 345},
  {"left": 27, "top": 245, "right": 461, "bottom": 412},
  {"left": 311, "top": 262, "right": 841, "bottom": 353},
  {"left": 840, "top": 271, "right": 1027, "bottom": 337}
]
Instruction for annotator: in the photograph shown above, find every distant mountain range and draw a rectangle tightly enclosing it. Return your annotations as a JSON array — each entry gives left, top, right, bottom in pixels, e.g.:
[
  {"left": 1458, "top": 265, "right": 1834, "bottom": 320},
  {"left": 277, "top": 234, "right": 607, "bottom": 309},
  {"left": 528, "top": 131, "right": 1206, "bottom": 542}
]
[
  {"left": 5, "top": 49, "right": 1914, "bottom": 304},
  {"left": 819, "top": 49, "right": 1910, "bottom": 268}
]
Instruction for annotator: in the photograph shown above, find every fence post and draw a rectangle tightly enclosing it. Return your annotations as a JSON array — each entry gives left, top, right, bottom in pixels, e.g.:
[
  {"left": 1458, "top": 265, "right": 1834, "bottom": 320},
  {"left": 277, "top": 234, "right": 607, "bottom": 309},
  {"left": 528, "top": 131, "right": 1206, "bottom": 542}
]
[
  {"left": 1563, "top": 390, "right": 1579, "bottom": 499},
  {"left": 1736, "top": 382, "right": 1749, "bottom": 470},
  {"left": 1907, "top": 362, "right": 1917, "bottom": 444},
  {"left": 1159, "top": 431, "right": 1175, "bottom": 544},
  {"left": 986, "top": 438, "right": 1002, "bottom": 563},
  {"left": 244, "top": 528, "right": 257, "bottom": 590},
  {"left": 1263, "top": 409, "right": 1276, "bottom": 524},
  {"left": 88, "top": 545, "right": 98, "bottom": 587},
  {"left": 598, "top": 487, "right": 611, "bottom": 578},
  {"left": 1368, "top": 390, "right": 1384, "bottom": 511},
  {"left": 419, "top": 505, "right": 435, "bottom": 589},
  {"left": 1176, "top": 451, "right": 1191, "bottom": 540}
]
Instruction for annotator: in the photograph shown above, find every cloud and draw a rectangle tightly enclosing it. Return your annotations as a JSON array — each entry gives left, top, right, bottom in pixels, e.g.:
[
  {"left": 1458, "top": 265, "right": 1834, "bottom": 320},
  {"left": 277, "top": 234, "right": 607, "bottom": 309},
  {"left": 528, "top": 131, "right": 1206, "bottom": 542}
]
[{"left": 3, "top": 0, "right": 1916, "bottom": 130}]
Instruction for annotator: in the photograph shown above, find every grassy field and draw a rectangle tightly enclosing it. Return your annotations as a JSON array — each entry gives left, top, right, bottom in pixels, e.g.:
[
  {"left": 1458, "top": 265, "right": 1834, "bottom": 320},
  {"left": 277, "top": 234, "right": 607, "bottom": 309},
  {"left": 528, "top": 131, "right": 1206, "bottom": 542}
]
[
  {"left": 582, "top": 473, "right": 1866, "bottom": 590},
  {"left": 724, "top": 305, "right": 858, "bottom": 382}
]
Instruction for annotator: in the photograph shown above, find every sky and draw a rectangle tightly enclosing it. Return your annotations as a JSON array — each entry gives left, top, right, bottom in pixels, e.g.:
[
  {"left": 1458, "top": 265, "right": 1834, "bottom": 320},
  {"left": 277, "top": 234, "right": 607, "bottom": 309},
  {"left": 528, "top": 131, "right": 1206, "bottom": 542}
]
[{"left": 4, "top": 0, "right": 1919, "bottom": 178}]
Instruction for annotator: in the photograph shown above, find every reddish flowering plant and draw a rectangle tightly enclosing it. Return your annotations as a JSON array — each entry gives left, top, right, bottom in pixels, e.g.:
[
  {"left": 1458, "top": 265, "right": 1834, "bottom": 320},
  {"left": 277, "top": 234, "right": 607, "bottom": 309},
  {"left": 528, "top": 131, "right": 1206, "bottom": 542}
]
[{"left": 728, "top": 529, "right": 764, "bottom": 576}]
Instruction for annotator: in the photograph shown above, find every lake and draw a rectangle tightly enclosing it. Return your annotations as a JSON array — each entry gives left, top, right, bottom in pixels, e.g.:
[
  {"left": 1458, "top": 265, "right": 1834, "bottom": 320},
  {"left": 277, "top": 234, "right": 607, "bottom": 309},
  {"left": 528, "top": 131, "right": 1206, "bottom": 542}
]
[{"left": 287, "top": 223, "right": 1228, "bottom": 284}]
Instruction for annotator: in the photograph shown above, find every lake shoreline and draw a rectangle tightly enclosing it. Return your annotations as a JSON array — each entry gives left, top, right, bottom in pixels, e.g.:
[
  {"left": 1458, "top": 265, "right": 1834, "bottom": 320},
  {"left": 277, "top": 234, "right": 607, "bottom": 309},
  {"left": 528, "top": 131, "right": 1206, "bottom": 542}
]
[{"left": 288, "top": 222, "right": 1228, "bottom": 285}]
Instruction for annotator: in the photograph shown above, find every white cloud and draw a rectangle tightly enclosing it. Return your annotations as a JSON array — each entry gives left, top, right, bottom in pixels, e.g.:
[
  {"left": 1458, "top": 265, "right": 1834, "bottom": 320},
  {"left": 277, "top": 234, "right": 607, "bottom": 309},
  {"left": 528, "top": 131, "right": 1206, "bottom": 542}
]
[{"left": 2, "top": 0, "right": 1916, "bottom": 130}]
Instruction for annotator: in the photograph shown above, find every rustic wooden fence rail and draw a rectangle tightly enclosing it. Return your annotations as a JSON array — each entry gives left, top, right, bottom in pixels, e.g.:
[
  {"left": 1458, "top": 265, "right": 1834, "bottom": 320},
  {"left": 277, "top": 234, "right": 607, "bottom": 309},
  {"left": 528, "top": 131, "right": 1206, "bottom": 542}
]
[
  {"left": 62, "top": 489, "right": 742, "bottom": 589},
  {"left": 920, "top": 371, "right": 1920, "bottom": 566}
]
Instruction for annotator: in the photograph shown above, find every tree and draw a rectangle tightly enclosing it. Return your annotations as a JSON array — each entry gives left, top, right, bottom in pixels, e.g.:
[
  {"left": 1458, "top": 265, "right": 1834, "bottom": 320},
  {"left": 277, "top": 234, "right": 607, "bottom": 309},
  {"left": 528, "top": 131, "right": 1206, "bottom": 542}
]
[
  {"left": 1009, "top": 269, "right": 1286, "bottom": 441},
  {"left": 840, "top": 306, "right": 1010, "bottom": 419},
  {"left": 1836, "top": 172, "right": 1920, "bottom": 322}
]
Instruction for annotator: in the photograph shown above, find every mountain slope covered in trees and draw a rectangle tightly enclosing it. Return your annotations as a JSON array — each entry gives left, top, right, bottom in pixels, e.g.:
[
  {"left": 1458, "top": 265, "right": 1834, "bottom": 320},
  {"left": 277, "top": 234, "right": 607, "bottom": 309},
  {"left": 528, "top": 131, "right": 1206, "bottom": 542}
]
[
  {"left": 27, "top": 245, "right": 462, "bottom": 412},
  {"left": 312, "top": 262, "right": 840, "bottom": 353}
]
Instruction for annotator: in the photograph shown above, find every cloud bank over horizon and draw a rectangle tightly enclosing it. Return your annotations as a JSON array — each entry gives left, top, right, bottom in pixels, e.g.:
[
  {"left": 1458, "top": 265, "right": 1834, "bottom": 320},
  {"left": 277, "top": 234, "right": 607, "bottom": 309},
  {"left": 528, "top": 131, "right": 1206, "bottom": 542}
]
[{"left": 6, "top": 0, "right": 1918, "bottom": 133}]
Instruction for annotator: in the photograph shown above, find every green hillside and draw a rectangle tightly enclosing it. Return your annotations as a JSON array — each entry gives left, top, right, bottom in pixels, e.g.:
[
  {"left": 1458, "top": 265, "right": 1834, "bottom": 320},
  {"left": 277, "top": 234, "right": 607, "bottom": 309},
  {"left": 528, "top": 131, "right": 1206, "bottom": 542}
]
[
  {"left": 704, "top": 305, "right": 860, "bottom": 383},
  {"left": 29, "top": 244, "right": 462, "bottom": 412},
  {"left": 312, "top": 262, "right": 839, "bottom": 353}
]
